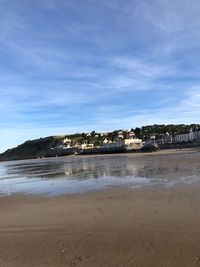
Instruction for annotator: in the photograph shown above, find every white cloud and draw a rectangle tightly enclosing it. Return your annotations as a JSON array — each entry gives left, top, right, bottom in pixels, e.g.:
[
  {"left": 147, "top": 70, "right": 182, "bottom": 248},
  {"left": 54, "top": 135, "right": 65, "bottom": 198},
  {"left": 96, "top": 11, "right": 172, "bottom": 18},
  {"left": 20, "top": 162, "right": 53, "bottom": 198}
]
[
  {"left": 144, "top": 0, "right": 200, "bottom": 33},
  {"left": 180, "top": 87, "right": 200, "bottom": 111},
  {"left": 111, "top": 56, "right": 176, "bottom": 78}
]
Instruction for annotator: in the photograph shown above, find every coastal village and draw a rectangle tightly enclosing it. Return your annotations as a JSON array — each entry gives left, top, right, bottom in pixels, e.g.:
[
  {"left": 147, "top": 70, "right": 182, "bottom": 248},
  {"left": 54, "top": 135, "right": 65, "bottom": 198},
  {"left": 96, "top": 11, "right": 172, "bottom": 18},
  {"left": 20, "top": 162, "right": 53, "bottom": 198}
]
[
  {"left": 54, "top": 126, "right": 200, "bottom": 154},
  {"left": 59, "top": 130, "right": 143, "bottom": 152},
  {"left": 1, "top": 124, "right": 200, "bottom": 161}
]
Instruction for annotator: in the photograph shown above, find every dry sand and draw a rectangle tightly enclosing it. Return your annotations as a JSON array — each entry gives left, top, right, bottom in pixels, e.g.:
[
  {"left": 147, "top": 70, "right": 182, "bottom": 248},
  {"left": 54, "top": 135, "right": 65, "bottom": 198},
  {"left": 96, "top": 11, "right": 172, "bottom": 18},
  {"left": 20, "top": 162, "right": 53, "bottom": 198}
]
[{"left": 1, "top": 183, "right": 200, "bottom": 267}]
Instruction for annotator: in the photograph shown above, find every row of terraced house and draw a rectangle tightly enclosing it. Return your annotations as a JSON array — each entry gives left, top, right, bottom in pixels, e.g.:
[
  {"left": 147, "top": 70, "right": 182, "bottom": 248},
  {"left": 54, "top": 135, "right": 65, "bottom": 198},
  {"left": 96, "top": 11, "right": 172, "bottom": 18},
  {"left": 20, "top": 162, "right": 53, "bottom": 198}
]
[{"left": 148, "top": 129, "right": 200, "bottom": 145}]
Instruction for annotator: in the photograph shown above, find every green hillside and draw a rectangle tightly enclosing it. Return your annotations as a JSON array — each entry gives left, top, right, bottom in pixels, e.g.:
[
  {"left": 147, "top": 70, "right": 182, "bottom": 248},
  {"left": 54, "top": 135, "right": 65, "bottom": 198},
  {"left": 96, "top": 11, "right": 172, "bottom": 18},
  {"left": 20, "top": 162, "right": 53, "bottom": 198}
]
[{"left": 0, "top": 136, "right": 64, "bottom": 161}]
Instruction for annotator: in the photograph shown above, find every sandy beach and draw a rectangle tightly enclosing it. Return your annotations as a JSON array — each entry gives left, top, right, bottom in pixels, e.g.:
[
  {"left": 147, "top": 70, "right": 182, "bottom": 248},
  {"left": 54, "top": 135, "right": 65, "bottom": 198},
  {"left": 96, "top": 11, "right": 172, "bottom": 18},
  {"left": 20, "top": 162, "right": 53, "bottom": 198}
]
[{"left": 1, "top": 182, "right": 200, "bottom": 267}]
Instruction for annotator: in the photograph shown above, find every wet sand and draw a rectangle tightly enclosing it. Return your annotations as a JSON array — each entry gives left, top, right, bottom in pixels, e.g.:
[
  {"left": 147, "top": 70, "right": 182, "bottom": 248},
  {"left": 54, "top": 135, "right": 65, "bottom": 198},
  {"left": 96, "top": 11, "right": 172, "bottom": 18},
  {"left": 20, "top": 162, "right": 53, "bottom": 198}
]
[
  {"left": 72, "top": 147, "right": 200, "bottom": 157},
  {"left": 2, "top": 147, "right": 200, "bottom": 196},
  {"left": 1, "top": 184, "right": 200, "bottom": 267}
]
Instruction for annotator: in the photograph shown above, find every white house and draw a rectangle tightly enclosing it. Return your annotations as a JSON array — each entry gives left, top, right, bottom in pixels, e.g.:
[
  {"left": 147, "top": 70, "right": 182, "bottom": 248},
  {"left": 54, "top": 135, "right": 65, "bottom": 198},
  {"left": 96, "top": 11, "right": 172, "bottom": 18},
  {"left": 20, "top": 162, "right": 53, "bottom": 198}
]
[
  {"left": 103, "top": 138, "right": 112, "bottom": 144},
  {"left": 62, "top": 137, "right": 72, "bottom": 148},
  {"left": 103, "top": 140, "right": 124, "bottom": 148},
  {"left": 127, "top": 131, "right": 135, "bottom": 138},
  {"left": 124, "top": 138, "right": 143, "bottom": 149},
  {"left": 162, "top": 132, "right": 172, "bottom": 144},
  {"left": 175, "top": 133, "right": 190, "bottom": 143}
]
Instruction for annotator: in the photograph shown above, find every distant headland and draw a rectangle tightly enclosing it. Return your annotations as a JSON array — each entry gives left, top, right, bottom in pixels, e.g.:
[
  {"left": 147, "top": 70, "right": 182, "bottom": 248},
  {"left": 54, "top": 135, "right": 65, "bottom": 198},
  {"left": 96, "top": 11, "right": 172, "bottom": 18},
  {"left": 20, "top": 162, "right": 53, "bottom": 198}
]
[{"left": 0, "top": 124, "right": 200, "bottom": 161}]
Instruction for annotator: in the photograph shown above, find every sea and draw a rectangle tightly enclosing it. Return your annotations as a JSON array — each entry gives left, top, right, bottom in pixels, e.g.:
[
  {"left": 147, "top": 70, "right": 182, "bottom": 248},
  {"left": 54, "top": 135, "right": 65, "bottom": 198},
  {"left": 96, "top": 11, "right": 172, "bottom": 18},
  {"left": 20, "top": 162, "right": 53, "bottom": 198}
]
[{"left": 0, "top": 152, "right": 200, "bottom": 196}]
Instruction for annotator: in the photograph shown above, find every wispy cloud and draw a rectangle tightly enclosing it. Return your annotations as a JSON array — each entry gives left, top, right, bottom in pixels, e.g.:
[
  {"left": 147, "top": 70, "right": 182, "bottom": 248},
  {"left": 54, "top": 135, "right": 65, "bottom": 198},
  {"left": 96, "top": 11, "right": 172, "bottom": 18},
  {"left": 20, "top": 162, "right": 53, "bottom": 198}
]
[
  {"left": 111, "top": 56, "right": 176, "bottom": 78},
  {"left": 0, "top": 0, "right": 200, "bottom": 152},
  {"left": 180, "top": 87, "right": 200, "bottom": 111}
]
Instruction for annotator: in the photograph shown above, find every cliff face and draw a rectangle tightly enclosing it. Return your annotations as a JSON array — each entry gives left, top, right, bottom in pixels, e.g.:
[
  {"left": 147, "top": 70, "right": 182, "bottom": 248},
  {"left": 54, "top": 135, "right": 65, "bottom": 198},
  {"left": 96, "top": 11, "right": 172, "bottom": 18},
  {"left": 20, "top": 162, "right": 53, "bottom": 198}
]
[{"left": 0, "top": 136, "right": 63, "bottom": 161}]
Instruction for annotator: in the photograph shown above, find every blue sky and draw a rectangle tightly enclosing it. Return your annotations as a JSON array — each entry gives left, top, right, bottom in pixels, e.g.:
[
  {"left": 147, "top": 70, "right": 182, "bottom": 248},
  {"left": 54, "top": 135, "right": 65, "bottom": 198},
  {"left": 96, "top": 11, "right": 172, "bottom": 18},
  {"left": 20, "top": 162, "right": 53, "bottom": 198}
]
[{"left": 1, "top": 0, "right": 200, "bottom": 152}]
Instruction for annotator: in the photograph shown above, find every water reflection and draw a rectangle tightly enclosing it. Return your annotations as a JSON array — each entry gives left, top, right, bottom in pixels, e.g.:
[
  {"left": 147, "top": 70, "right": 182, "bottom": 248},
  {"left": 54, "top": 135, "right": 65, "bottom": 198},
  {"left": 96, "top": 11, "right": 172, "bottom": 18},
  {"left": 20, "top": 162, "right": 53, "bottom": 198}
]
[{"left": 0, "top": 152, "right": 200, "bottom": 196}]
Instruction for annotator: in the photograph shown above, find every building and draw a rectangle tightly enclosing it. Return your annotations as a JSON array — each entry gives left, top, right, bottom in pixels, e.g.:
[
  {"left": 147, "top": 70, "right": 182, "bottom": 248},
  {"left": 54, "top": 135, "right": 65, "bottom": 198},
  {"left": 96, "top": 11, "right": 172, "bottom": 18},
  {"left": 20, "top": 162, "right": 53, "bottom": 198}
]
[
  {"left": 192, "top": 129, "right": 200, "bottom": 140},
  {"left": 124, "top": 138, "right": 143, "bottom": 150},
  {"left": 174, "top": 133, "right": 190, "bottom": 143},
  {"left": 102, "top": 138, "right": 112, "bottom": 144},
  {"left": 117, "top": 131, "right": 124, "bottom": 139},
  {"left": 60, "top": 137, "right": 72, "bottom": 148},
  {"left": 81, "top": 143, "right": 94, "bottom": 149},
  {"left": 146, "top": 135, "right": 156, "bottom": 144},
  {"left": 102, "top": 140, "right": 124, "bottom": 148},
  {"left": 173, "top": 129, "right": 200, "bottom": 143},
  {"left": 127, "top": 130, "right": 135, "bottom": 138},
  {"left": 162, "top": 133, "right": 172, "bottom": 144}
]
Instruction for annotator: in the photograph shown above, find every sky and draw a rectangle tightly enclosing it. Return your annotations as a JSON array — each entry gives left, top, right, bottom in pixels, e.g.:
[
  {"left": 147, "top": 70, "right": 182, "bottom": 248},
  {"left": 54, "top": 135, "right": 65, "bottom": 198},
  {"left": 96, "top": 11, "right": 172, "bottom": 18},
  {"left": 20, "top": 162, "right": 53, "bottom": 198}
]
[{"left": 0, "top": 0, "right": 200, "bottom": 152}]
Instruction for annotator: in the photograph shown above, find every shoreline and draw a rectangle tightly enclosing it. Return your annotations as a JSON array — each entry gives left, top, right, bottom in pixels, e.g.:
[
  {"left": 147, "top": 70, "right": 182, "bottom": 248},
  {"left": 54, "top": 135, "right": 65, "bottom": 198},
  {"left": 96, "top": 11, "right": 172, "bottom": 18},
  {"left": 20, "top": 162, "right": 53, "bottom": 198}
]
[
  {"left": 76, "top": 147, "right": 200, "bottom": 158},
  {"left": 1, "top": 147, "right": 200, "bottom": 163},
  {"left": 1, "top": 184, "right": 200, "bottom": 266}
]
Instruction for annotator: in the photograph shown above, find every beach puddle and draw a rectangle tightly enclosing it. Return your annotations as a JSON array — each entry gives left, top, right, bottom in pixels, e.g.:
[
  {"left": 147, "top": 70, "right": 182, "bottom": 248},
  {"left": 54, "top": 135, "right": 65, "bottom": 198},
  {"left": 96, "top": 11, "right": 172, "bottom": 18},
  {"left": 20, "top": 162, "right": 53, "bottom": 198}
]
[{"left": 0, "top": 152, "right": 200, "bottom": 196}]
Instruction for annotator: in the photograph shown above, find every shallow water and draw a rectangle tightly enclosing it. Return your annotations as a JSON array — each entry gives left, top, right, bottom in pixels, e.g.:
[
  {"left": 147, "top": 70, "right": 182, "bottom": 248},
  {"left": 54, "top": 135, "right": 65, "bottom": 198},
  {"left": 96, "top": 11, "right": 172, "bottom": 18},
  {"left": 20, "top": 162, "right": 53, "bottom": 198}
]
[{"left": 0, "top": 152, "right": 200, "bottom": 196}]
